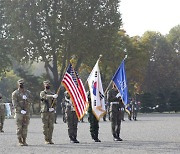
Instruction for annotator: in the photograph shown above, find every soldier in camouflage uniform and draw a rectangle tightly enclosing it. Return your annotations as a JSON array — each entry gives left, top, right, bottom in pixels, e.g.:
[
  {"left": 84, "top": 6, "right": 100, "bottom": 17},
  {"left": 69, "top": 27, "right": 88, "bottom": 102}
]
[
  {"left": 0, "top": 93, "right": 5, "bottom": 133},
  {"left": 12, "top": 79, "right": 32, "bottom": 146},
  {"left": 87, "top": 92, "right": 101, "bottom": 142},
  {"left": 64, "top": 91, "right": 79, "bottom": 143},
  {"left": 40, "top": 80, "right": 58, "bottom": 144},
  {"left": 61, "top": 98, "right": 66, "bottom": 123},
  {"left": 107, "top": 83, "right": 123, "bottom": 141}
]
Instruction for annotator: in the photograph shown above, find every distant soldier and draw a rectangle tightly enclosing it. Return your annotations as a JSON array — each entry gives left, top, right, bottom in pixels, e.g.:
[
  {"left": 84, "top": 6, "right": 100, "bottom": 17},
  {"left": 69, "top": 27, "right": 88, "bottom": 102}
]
[
  {"left": 40, "top": 80, "right": 58, "bottom": 144},
  {"left": 61, "top": 98, "right": 66, "bottom": 123},
  {"left": 64, "top": 91, "right": 79, "bottom": 143},
  {"left": 127, "top": 100, "right": 133, "bottom": 120},
  {"left": 107, "top": 83, "right": 123, "bottom": 141},
  {"left": 87, "top": 92, "right": 101, "bottom": 142},
  {"left": 12, "top": 79, "right": 32, "bottom": 146},
  {"left": 0, "top": 93, "right": 5, "bottom": 133},
  {"left": 132, "top": 101, "right": 138, "bottom": 121}
]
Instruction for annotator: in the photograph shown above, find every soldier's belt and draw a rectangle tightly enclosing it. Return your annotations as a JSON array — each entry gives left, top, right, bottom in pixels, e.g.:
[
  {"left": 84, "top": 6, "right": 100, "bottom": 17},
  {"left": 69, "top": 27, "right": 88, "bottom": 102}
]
[{"left": 110, "top": 102, "right": 119, "bottom": 105}]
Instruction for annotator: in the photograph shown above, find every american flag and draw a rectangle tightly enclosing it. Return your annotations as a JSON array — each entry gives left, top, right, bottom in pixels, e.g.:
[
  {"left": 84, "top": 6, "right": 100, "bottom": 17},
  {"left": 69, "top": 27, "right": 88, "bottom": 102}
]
[{"left": 62, "top": 63, "right": 88, "bottom": 120}]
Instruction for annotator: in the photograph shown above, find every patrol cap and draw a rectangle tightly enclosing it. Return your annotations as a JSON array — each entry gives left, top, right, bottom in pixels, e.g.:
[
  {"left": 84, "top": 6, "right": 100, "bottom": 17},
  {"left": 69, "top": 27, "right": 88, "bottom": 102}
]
[
  {"left": 17, "top": 79, "right": 24, "bottom": 85},
  {"left": 43, "top": 80, "right": 50, "bottom": 85}
]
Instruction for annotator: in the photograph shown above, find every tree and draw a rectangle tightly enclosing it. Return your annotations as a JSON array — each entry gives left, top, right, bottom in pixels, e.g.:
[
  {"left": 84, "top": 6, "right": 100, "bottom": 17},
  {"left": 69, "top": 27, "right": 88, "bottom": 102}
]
[
  {"left": 3, "top": 0, "right": 122, "bottom": 92},
  {"left": 140, "top": 31, "right": 179, "bottom": 112},
  {"left": 0, "top": 1, "right": 11, "bottom": 74}
]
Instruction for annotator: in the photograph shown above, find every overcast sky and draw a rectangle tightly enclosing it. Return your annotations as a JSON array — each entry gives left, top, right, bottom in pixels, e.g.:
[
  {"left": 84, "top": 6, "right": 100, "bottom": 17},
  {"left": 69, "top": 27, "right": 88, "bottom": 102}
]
[{"left": 120, "top": 0, "right": 180, "bottom": 36}]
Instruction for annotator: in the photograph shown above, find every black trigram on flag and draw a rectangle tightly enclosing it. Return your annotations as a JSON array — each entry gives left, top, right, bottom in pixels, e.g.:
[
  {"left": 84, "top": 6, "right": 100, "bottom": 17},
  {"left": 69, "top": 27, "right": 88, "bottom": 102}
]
[
  {"left": 94, "top": 100, "right": 96, "bottom": 106},
  {"left": 99, "top": 92, "right": 104, "bottom": 100},
  {"left": 95, "top": 71, "right": 97, "bottom": 77}
]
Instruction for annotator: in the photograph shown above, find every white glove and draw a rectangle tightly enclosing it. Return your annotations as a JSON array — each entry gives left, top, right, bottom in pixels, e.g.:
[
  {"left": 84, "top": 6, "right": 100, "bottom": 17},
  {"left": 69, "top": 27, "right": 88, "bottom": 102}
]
[
  {"left": 53, "top": 94, "right": 58, "bottom": 99},
  {"left": 22, "top": 95, "right": 27, "bottom": 100},
  {"left": 116, "top": 93, "right": 120, "bottom": 98},
  {"left": 21, "top": 110, "right": 27, "bottom": 114},
  {"left": 49, "top": 108, "right": 54, "bottom": 112}
]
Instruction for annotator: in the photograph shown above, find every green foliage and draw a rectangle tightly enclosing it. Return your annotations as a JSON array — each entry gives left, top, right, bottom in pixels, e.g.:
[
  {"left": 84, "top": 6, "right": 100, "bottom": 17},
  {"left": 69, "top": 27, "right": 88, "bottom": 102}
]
[
  {"left": 0, "top": 71, "right": 20, "bottom": 101},
  {"left": 169, "top": 91, "right": 180, "bottom": 112},
  {"left": 3, "top": 0, "right": 122, "bottom": 91},
  {"left": 140, "top": 92, "right": 155, "bottom": 113}
]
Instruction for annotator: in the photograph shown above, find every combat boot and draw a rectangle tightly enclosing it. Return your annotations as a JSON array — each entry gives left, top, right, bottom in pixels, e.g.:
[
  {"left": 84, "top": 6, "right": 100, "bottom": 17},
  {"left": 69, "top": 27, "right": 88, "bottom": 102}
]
[
  {"left": 45, "top": 138, "right": 50, "bottom": 144},
  {"left": 94, "top": 138, "right": 101, "bottom": 142},
  {"left": 22, "top": 138, "right": 28, "bottom": 146},
  {"left": 49, "top": 140, "right": 54, "bottom": 144},
  {"left": 0, "top": 126, "right": 4, "bottom": 133},
  {"left": 73, "top": 136, "right": 79, "bottom": 143},
  {"left": 116, "top": 134, "right": 123, "bottom": 141},
  {"left": 18, "top": 137, "right": 24, "bottom": 146}
]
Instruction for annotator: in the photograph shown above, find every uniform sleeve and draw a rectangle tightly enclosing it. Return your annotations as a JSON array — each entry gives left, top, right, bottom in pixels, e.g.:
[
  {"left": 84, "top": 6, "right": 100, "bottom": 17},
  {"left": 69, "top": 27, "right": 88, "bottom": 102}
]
[
  {"left": 40, "top": 91, "right": 46, "bottom": 100},
  {"left": 12, "top": 91, "right": 21, "bottom": 112}
]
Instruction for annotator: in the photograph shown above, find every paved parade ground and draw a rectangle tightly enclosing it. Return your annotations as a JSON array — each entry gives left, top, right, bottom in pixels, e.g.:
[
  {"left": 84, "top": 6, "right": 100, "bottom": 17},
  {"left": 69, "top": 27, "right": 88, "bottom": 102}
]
[{"left": 0, "top": 113, "right": 180, "bottom": 154}]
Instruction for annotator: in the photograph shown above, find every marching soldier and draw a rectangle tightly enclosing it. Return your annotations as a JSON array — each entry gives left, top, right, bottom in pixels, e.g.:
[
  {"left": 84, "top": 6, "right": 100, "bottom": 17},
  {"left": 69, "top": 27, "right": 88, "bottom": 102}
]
[
  {"left": 107, "top": 83, "right": 123, "bottom": 141},
  {"left": 40, "top": 80, "right": 58, "bottom": 144},
  {"left": 64, "top": 91, "right": 79, "bottom": 143},
  {"left": 87, "top": 92, "right": 101, "bottom": 142},
  {"left": 12, "top": 79, "right": 32, "bottom": 146},
  {"left": 0, "top": 93, "right": 5, "bottom": 133}
]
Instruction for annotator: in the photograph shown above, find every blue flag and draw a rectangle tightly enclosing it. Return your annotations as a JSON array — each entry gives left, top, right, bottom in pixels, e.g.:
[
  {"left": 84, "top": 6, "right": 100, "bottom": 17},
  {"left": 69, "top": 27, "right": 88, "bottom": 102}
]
[{"left": 112, "top": 60, "right": 128, "bottom": 105}]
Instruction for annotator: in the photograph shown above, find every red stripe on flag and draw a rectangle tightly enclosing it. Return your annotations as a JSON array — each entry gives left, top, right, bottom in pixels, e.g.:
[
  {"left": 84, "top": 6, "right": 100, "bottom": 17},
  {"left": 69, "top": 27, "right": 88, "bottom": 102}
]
[{"left": 62, "top": 73, "right": 85, "bottom": 117}]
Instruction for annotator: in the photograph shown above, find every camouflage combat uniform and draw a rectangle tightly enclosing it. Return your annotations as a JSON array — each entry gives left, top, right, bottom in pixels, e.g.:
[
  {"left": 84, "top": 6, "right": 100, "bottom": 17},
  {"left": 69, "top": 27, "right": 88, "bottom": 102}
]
[
  {"left": 107, "top": 86, "right": 123, "bottom": 141},
  {"left": 12, "top": 79, "right": 32, "bottom": 146},
  {"left": 61, "top": 98, "right": 66, "bottom": 123},
  {"left": 0, "top": 94, "right": 5, "bottom": 133},
  {"left": 40, "top": 86, "right": 57, "bottom": 144},
  {"left": 64, "top": 91, "right": 79, "bottom": 143}
]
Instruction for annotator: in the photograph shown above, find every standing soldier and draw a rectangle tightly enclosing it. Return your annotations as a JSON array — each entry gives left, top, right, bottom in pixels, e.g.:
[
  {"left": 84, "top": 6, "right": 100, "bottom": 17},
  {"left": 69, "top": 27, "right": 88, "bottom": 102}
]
[
  {"left": 61, "top": 98, "right": 66, "bottom": 123},
  {"left": 132, "top": 101, "right": 138, "bottom": 121},
  {"left": 12, "top": 79, "right": 32, "bottom": 146},
  {"left": 40, "top": 80, "right": 58, "bottom": 144},
  {"left": 107, "top": 83, "right": 123, "bottom": 141},
  {"left": 64, "top": 91, "right": 79, "bottom": 143},
  {"left": 127, "top": 99, "right": 133, "bottom": 120},
  {"left": 87, "top": 92, "right": 101, "bottom": 142},
  {"left": 0, "top": 93, "right": 5, "bottom": 133}
]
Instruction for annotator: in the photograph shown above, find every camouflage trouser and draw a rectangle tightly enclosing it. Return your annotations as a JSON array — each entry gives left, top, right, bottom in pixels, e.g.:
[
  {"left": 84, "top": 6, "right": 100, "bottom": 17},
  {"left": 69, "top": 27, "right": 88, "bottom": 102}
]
[
  {"left": 41, "top": 112, "right": 55, "bottom": 141},
  {"left": 110, "top": 104, "right": 122, "bottom": 137},
  {"left": 66, "top": 110, "right": 78, "bottom": 138},
  {"left": 0, "top": 114, "right": 5, "bottom": 130},
  {"left": 15, "top": 113, "right": 30, "bottom": 138},
  {"left": 89, "top": 113, "right": 99, "bottom": 139}
]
